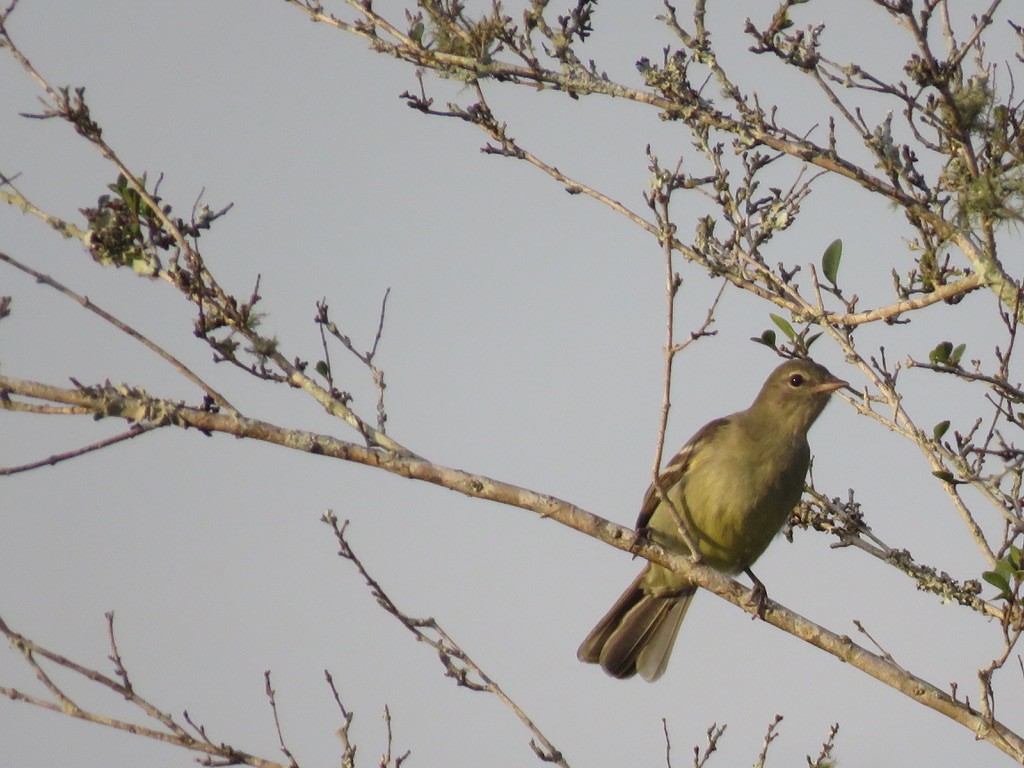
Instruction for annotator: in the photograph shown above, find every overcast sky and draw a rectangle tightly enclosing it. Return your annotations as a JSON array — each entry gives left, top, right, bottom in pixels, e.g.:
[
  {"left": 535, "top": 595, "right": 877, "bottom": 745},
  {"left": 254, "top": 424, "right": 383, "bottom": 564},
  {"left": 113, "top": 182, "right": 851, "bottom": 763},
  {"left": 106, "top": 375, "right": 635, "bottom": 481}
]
[{"left": 1, "top": 2, "right": 1018, "bottom": 767}]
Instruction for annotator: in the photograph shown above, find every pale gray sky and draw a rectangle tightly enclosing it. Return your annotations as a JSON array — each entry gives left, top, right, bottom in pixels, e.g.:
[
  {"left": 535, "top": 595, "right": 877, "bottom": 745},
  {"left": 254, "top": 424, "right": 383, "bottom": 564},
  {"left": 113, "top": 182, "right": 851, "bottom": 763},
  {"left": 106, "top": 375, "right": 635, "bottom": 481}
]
[{"left": 1, "top": 1, "right": 1015, "bottom": 766}]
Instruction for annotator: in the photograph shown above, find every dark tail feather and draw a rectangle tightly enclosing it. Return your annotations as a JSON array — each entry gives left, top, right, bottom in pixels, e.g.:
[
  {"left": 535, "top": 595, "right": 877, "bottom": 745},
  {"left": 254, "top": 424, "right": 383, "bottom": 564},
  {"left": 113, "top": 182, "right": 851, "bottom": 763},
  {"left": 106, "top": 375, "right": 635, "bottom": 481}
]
[
  {"left": 577, "top": 572, "right": 648, "bottom": 669},
  {"left": 578, "top": 570, "right": 695, "bottom": 682}
]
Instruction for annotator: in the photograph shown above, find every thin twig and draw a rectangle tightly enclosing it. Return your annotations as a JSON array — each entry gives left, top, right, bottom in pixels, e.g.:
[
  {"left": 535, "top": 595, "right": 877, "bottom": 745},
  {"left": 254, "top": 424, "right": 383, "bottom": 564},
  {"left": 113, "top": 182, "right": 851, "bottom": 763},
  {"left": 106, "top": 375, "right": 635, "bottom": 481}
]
[
  {"left": 692, "top": 722, "right": 726, "bottom": 768},
  {"left": 752, "top": 715, "right": 783, "bottom": 768},
  {"left": 648, "top": 191, "right": 724, "bottom": 561},
  {"left": 264, "top": 671, "right": 299, "bottom": 768},
  {"left": 323, "top": 670, "right": 357, "bottom": 768},
  {"left": 315, "top": 290, "right": 393, "bottom": 435},
  {"left": 809, "top": 722, "right": 840, "bottom": 768},
  {"left": 853, "top": 620, "right": 906, "bottom": 672},
  {"left": 0, "top": 251, "right": 234, "bottom": 410},
  {"left": 662, "top": 718, "right": 673, "bottom": 768},
  {"left": 0, "top": 613, "right": 283, "bottom": 767},
  {"left": 323, "top": 514, "right": 570, "bottom": 768},
  {"left": 379, "top": 705, "right": 410, "bottom": 768},
  {"left": 104, "top": 612, "right": 132, "bottom": 693},
  {"left": 0, "top": 424, "right": 156, "bottom": 475},
  {"left": 650, "top": 199, "right": 703, "bottom": 560}
]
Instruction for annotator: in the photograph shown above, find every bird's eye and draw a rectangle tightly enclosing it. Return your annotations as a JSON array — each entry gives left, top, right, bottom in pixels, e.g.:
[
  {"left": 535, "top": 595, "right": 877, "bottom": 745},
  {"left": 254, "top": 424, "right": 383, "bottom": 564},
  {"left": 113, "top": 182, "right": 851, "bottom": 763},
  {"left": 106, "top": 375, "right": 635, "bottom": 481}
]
[{"left": 788, "top": 373, "right": 805, "bottom": 387}]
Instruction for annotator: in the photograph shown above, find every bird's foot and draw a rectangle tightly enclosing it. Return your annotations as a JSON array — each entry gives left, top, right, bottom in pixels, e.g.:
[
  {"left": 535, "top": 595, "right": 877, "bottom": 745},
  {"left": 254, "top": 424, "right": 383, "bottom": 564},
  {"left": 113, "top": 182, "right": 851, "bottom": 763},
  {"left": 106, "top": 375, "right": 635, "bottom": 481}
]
[{"left": 744, "top": 568, "right": 769, "bottom": 620}]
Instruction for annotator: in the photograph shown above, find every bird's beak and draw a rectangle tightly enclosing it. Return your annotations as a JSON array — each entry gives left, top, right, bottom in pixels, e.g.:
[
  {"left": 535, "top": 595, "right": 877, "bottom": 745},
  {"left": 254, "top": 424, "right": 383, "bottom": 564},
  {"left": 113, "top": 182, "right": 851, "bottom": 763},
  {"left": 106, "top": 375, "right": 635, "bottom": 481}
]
[{"left": 813, "top": 379, "right": 849, "bottom": 395}]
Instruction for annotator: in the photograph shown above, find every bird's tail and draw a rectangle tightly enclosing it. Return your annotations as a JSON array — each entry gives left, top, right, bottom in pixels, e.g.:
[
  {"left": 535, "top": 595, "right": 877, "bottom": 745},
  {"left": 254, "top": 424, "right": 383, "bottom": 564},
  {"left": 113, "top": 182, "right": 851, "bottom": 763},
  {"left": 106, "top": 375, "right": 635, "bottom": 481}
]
[{"left": 577, "top": 570, "right": 695, "bottom": 682}]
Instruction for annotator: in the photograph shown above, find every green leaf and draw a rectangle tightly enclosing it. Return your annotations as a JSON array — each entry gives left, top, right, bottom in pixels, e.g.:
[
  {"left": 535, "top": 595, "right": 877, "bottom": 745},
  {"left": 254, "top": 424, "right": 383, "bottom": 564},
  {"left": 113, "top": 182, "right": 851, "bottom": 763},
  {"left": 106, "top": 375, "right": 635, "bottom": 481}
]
[
  {"left": 821, "top": 238, "right": 842, "bottom": 284},
  {"left": 982, "top": 568, "right": 1013, "bottom": 600},
  {"left": 315, "top": 360, "right": 331, "bottom": 378},
  {"left": 932, "top": 470, "right": 958, "bottom": 484},
  {"left": 983, "top": 569, "right": 1010, "bottom": 593},
  {"left": 805, "top": 331, "right": 822, "bottom": 349},
  {"left": 932, "top": 420, "right": 950, "bottom": 440},
  {"left": 949, "top": 343, "right": 966, "bottom": 367},
  {"left": 1009, "top": 546, "right": 1023, "bottom": 571},
  {"left": 122, "top": 187, "right": 141, "bottom": 215},
  {"left": 109, "top": 173, "right": 129, "bottom": 194},
  {"left": 929, "top": 341, "right": 953, "bottom": 365},
  {"left": 994, "top": 559, "right": 1014, "bottom": 580},
  {"left": 750, "top": 329, "right": 777, "bottom": 348},
  {"left": 769, "top": 313, "right": 796, "bottom": 340}
]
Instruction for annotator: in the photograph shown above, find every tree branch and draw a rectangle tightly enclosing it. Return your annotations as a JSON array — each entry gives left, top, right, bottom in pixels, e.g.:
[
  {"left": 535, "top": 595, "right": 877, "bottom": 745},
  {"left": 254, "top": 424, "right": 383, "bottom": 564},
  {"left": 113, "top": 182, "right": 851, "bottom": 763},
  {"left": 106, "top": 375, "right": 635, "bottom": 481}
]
[{"left": 1, "top": 372, "right": 1021, "bottom": 759}]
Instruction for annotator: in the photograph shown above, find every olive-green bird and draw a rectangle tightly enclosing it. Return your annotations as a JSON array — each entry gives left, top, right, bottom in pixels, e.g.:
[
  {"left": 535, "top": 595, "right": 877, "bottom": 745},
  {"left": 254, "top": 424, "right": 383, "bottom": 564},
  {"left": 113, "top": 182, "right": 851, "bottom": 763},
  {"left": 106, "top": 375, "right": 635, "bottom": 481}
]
[{"left": 577, "top": 358, "right": 846, "bottom": 681}]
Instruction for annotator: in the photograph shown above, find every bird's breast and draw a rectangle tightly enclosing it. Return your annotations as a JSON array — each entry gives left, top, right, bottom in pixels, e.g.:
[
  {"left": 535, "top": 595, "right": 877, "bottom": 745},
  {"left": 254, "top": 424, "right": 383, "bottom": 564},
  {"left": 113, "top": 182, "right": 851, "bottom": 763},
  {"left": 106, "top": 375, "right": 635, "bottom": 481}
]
[{"left": 649, "top": 430, "right": 809, "bottom": 573}]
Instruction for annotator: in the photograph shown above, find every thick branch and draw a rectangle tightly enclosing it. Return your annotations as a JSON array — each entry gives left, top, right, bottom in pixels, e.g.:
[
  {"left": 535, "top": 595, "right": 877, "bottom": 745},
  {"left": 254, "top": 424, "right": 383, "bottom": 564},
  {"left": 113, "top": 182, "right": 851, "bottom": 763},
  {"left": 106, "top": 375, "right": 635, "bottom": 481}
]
[{"left": 1, "top": 373, "right": 1021, "bottom": 760}]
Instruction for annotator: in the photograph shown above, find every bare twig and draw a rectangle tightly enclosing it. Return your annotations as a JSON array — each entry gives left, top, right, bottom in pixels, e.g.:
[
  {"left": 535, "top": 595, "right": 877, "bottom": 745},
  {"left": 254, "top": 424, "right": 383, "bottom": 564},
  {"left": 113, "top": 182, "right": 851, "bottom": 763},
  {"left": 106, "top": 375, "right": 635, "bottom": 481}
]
[
  {"left": 104, "top": 612, "right": 132, "bottom": 693},
  {"left": 648, "top": 189, "right": 713, "bottom": 561},
  {"left": 323, "top": 670, "right": 357, "bottom": 768},
  {"left": 323, "top": 514, "right": 570, "bottom": 768},
  {"left": 1, "top": 256, "right": 232, "bottom": 411},
  {"left": 794, "top": 487, "right": 992, "bottom": 618},
  {"left": 693, "top": 722, "right": 726, "bottom": 768},
  {"left": 0, "top": 171, "right": 89, "bottom": 241},
  {"left": 808, "top": 722, "right": 840, "bottom": 768},
  {"left": 0, "top": 422, "right": 158, "bottom": 476},
  {"left": 379, "top": 705, "right": 410, "bottom": 768},
  {"left": 315, "top": 289, "right": 392, "bottom": 434},
  {"left": 264, "top": 671, "right": 299, "bottom": 768},
  {"left": 0, "top": 613, "right": 285, "bottom": 768},
  {"left": 853, "top": 620, "right": 905, "bottom": 672},
  {"left": 753, "top": 715, "right": 783, "bottom": 768}
]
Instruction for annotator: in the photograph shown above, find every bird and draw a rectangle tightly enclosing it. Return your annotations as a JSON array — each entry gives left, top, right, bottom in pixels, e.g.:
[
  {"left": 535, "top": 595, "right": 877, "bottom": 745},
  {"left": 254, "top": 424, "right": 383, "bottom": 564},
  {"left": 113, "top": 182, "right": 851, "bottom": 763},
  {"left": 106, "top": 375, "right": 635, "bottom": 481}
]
[{"left": 577, "top": 358, "right": 847, "bottom": 681}]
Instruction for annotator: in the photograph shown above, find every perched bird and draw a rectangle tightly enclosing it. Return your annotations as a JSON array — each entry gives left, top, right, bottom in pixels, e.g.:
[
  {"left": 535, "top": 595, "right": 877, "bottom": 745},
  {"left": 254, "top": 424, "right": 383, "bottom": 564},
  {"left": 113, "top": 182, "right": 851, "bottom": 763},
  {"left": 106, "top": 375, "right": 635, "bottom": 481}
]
[{"left": 577, "top": 358, "right": 847, "bottom": 681}]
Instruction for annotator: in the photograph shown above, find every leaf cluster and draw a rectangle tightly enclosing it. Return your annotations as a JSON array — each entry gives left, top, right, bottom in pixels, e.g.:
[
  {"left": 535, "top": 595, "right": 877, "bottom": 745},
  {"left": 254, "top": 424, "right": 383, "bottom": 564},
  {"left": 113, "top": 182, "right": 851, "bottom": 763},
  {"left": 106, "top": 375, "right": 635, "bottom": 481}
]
[
  {"left": 80, "top": 174, "right": 228, "bottom": 276},
  {"left": 983, "top": 546, "right": 1024, "bottom": 603}
]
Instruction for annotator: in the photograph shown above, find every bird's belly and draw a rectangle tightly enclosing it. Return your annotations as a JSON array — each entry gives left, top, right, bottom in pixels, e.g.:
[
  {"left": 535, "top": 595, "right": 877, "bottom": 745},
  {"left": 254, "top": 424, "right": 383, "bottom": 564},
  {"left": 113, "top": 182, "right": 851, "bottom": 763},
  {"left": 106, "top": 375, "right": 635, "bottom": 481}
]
[
  {"left": 692, "top": 496, "right": 785, "bottom": 572},
  {"left": 649, "top": 453, "right": 802, "bottom": 574}
]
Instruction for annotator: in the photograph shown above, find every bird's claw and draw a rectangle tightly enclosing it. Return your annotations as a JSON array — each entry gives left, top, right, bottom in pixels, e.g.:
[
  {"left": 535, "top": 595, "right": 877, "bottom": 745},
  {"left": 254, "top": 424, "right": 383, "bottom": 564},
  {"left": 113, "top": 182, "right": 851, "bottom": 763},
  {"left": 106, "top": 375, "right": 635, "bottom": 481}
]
[
  {"left": 744, "top": 574, "right": 769, "bottom": 620},
  {"left": 745, "top": 581, "right": 770, "bottom": 618}
]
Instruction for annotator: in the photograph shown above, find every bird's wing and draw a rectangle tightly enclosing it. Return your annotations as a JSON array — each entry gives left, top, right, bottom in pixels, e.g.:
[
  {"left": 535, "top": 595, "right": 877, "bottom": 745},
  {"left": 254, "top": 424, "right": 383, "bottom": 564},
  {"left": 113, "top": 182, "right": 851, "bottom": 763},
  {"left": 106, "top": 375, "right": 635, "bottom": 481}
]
[{"left": 634, "top": 415, "right": 733, "bottom": 531}]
